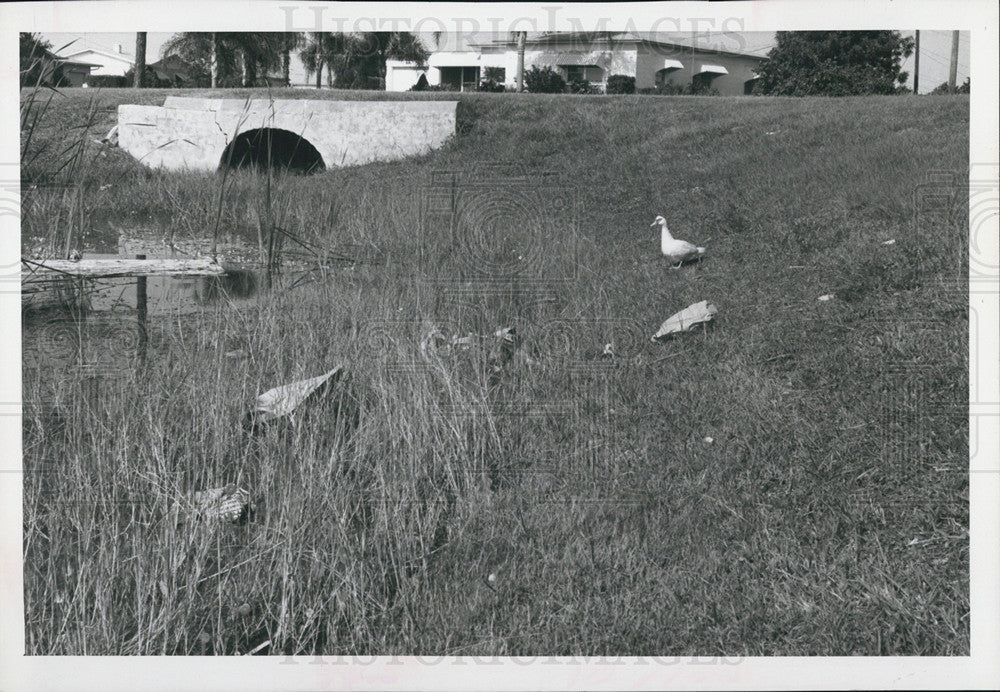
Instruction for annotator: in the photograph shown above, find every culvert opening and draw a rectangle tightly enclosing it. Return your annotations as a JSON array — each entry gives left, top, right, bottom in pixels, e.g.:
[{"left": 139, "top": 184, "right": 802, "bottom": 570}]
[{"left": 220, "top": 128, "right": 325, "bottom": 174}]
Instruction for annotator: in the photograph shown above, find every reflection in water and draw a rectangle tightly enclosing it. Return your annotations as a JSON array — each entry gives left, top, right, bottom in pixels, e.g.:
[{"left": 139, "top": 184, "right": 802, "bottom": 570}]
[
  {"left": 24, "top": 267, "right": 265, "bottom": 316},
  {"left": 200, "top": 268, "right": 259, "bottom": 301}
]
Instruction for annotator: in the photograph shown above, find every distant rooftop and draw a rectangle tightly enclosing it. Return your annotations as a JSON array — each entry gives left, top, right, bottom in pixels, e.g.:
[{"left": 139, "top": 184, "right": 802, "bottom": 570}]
[{"left": 465, "top": 31, "right": 772, "bottom": 59}]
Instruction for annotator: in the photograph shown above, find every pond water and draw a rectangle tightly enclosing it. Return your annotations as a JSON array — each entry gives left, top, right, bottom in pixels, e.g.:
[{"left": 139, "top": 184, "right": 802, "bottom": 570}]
[{"left": 22, "top": 235, "right": 320, "bottom": 372}]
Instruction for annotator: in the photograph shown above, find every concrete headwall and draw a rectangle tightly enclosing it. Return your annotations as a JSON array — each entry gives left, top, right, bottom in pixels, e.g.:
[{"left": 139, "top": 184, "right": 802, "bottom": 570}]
[{"left": 117, "top": 97, "right": 458, "bottom": 172}]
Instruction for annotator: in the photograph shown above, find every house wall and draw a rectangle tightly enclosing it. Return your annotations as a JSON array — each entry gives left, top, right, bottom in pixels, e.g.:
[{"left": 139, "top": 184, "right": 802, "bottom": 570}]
[
  {"left": 635, "top": 45, "right": 761, "bottom": 95},
  {"left": 59, "top": 64, "right": 92, "bottom": 87},
  {"left": 386, "top": 64, "right": 426, "bottom": 91},
  {"left": 520, "top": 48, "right": 638, "bottom": 87}
]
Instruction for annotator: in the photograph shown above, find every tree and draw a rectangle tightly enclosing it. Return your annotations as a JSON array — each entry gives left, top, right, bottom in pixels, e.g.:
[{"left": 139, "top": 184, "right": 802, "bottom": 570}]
[
  {"left": 338, "top": 33, "right": 428, "bottom": 89},
  {"left": 210, "top": 32, "right": 218, "bottom": 87},
  {"left": 162, "top": 32, "right": 285, "bottom": 88},
  {"left": 300, "top": 32, "right": 427, "bottom": 90},
  {"left": 20, "top": 33, "right": 55, "bottom": 87},
  {"left": 134, "top": 32, "right": 146, "bottom": 88},
  {"left": 754, "top": 31, "right": 915, "bottom": 96},
  {"left": 514, "top": 31, "right": 526, "bottom": 92},
  {"left": 280, "top": 33, "right": 304, "bottom": 87},
  {"left": 300, "top": 32, "right": 350, "bottom": 88},
  {"left": 931, "top": 76, "right": 970, "bottom": 94}
]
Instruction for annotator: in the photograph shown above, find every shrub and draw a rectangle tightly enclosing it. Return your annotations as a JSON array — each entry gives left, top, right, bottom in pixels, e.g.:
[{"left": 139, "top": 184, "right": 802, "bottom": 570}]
[
  {"left": 86, "top": 75, "right": 130, "bottom": 88},
  {"left": 930, "top": 77, "right": 970, "bottom": 94},
  {"left": 477, "top": 78, "right": 506, "bottom": 93},
  {"left": 425, "top": 83, "right": 459, "bottom": 92},
  {"left": 523, "top": 66, "right": 566, "bottom": 94},
  {"left": 606, "top": 74, "right": 635, "bottom": 94},
  {"left": 637, "top": 81, "right": 718, "bottom": 96},
  {"left": 567, "top": 78, "right": 599, "bottom": 95}
]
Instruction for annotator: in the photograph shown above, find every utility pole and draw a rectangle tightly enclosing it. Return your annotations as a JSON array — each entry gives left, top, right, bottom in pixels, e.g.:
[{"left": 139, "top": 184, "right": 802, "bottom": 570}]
[
  {"left": 134, "top": 32, "right": 146, "bottom": 88},
  {"left": 948, "top": 30, "right": 959, "bottom": 93},
  {"left": 913, "top": 30, "right": 919, "bottom": 94}
]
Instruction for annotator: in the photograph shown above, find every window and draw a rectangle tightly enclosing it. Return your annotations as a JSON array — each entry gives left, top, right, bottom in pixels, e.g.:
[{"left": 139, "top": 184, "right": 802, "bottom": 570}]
[
  {"left": 563, "top": 65, "right": 604, "bottom": 83},
  {"left": 655, "top": 67, "right": 681, "bottom": 86},
  {"left": 439, "top": 66, "right": 481, "bottom": 92}
]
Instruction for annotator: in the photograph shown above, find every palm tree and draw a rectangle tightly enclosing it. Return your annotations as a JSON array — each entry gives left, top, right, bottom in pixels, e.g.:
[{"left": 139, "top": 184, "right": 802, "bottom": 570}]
[
  {"left": 20, "top": 32, "right": 54, "bottom": 87},
  {"left": 280, "top": 32, "right": 304, "bottom": 86},
  {"left": 163, "top": 32, "right": 284, "bottom": 87},
  {"left": 134, "top": 32, "right": 146, "bottom": 87},
  {"left": 300, "top": 32, "right": 428, "bottom": 90},
  {"left": 514, "top": 31, "right": 526, "bottom": 92},
  {"left": 300, "top": 32, "right": 348, "bottom": 88},
  {"left": 210, "top": 32, "right": 218, "bottom": 87}
]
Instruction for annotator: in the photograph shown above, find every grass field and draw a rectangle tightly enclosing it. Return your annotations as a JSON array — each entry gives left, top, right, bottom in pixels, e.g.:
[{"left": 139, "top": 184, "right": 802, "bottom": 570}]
[{"left": 21, "top": 87, "right": 969, "bottom": 655}]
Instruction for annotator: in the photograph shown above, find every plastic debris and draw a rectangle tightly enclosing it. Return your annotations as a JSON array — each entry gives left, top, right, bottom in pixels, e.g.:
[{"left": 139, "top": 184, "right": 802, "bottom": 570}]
[
  {"left": 817, "top": 294, "right": 835, "bottom": 302},
  {"left": 251, "top": 366, "right": 343, "bottom": 423},
  {"left": 651, "top": 301, "right": 718, "bottom": 342},
  {"left": 101, "top": 124, "right": 119, "bottom": 146},
  {"left": 703, "top": 436, "right": 714, "bottom": 444},
  {"left": 488, "top": 327, "right": 520, "bottom": 389},
  {"left": 192, "top": 484, "right": 251, "bottom": 524},
  {"left": 882, "top": 239, "right": 896, "bottom": 246},
  {"left": 488, "top": 327, "right": 519, "bottom": 367},
  {"left": 601, "top": 342, "right": 615, "bottom": 360}
]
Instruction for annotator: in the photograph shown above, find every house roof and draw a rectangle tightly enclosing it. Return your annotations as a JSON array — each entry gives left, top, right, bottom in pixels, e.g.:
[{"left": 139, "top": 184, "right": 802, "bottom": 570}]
[
  {"left": 59, "top": 47, "right": 134, "bottom": 64},
  {"left": 149, "top": 55, "right": 194, "bottom": 81},
  {"left": 470, "top": 31, "right": 767, "bottom": 60},
  {"left": 53, "top": 57, "right": 101, "bottom": 68}
]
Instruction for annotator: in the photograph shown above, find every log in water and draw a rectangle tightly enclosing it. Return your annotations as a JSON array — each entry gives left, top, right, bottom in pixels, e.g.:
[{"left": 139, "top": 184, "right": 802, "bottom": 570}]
[{"left": 22, "top": 258, "right": 226, "bottom": 281}]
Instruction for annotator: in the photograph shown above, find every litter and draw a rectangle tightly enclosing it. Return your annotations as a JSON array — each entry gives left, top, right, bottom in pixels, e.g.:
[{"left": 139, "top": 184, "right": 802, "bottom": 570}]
[
  {"left": 703, "top": 436, "right": 714, "bottom": 444},
  {"left": 882, "top": 239, "right": 896, "bottom": 246},
  {"left": 192, "top": 484, "right": 251, "bottom": 524},
  {"left": 250, "top": 366, "right": 344, "bottom": 423},
  {"left": 488, "top": 327, "right": 519, "bottom": 367},
  {"left": 651, "top": 301, "right": 718, "bottom": 342},
  {"left": 817, "top": 294, "right": 835, "bottom": 302},
  {"left": 101, "top": 124, "right": 119, "bottom": 146},
  {"left": 487, "top": 327, "right": 520, "bottom": 389}
]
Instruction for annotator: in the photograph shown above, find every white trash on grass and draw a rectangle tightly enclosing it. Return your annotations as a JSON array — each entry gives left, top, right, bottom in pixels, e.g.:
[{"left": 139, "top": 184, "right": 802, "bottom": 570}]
[
  {"left": 193, "top": 484, "right": 250, "bottom": 523},
  {"left": 252, "top": 366, "right": 344, "bottom": 422},
  {"left": 651, "top": 301, "right": 718, "bottom": 342}
]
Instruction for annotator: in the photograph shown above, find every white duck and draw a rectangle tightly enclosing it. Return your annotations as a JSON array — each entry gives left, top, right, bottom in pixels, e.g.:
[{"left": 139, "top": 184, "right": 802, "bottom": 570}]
[{"left": 650, "top": 215, "right": 705, "bottom": 267}]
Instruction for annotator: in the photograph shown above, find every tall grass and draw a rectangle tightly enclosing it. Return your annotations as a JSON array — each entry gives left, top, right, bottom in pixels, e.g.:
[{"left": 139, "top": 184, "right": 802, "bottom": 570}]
[{"left": 21, "top": 88, "right": 970, "bottom": 655}]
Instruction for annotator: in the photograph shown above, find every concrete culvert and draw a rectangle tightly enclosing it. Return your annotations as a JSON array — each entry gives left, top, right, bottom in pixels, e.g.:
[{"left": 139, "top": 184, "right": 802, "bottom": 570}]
[{"left": 220, "top": 128, "right": 325, "bottom": 174}]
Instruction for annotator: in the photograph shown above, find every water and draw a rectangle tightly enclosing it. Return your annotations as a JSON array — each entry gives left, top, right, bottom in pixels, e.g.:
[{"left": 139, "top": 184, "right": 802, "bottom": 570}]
[{"left": 22, "top": 235, "right": 280, "bottom": 373}]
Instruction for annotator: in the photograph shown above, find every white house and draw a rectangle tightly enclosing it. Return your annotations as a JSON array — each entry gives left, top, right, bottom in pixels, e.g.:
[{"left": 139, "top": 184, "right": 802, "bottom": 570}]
[
  {"left": 58, "top": 44, "right": 134, "bottom": 77},
  {"left": 385, "top": 32, "right": 766, "bottom": 95}
]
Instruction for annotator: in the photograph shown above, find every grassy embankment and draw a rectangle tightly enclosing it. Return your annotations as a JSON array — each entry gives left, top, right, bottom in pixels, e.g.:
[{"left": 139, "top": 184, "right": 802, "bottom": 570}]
[{"left": 21, "top": 88, "right": 969, "bottom": 655}]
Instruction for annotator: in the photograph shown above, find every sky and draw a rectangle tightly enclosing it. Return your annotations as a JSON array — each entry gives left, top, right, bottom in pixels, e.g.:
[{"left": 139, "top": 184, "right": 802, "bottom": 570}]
[{"left": 38, "top": 30, "right": 971, "bottom": 93}]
